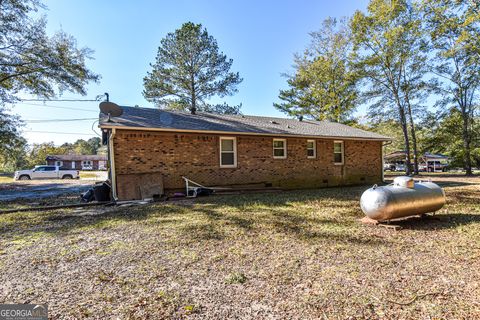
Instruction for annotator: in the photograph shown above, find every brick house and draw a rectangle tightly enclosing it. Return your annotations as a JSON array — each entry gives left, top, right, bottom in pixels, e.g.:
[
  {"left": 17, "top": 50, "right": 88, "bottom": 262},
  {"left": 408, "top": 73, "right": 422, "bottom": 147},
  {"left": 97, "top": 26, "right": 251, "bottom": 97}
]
[
  {"left": 99, "top": 106, "right": 390, "bottom": 200},
  {"left": 45, "top": 154, "right": 107, "bottom": 170}
]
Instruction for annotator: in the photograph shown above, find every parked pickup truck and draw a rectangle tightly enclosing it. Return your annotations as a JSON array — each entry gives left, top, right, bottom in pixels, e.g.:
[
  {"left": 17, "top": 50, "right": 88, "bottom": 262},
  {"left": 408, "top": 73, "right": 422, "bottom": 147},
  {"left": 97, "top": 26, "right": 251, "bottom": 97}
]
[{"left": 14, "top": 165, "right": 80, "bottom": 180}]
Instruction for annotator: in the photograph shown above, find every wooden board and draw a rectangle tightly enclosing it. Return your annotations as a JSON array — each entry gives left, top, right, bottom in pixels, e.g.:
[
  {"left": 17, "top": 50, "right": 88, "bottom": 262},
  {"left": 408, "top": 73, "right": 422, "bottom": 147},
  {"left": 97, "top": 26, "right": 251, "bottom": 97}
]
[{"left": 116, "top": 172, "right": 164, "bottom": 200}]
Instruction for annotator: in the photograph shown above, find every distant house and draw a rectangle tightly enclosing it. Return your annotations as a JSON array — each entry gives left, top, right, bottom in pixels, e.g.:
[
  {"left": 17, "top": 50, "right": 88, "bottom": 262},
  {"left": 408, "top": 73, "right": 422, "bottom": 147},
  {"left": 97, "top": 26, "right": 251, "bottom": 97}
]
[
  {"left": 99, "top": 106, "right": 390, "bottom": 200},
  {"left": 45, "top": 155, "right": 107, "bottom": 171}
]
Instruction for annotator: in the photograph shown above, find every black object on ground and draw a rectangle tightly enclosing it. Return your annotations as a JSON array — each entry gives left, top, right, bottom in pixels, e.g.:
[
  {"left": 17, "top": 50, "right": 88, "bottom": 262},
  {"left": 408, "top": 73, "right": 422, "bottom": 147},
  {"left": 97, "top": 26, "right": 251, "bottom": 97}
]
[
  {"left": 81, "top": 189, "right": 95, "bottom": 202},
  {"left": 94, "top": 182, "right": 111, "bottom": 202},
  {"left": 188, "top": 187, "right": 214, "bottom": 197},
  {"left": 81, "top": 181, "right": 111, "bottom": 202}
]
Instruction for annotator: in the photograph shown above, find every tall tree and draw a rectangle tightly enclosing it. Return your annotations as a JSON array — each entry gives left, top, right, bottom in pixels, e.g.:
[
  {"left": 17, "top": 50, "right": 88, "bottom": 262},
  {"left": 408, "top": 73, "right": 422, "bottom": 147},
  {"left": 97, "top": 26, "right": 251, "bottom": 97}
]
[
  {"left": 351, "top": 0, "right": 427, "bottom": 175},
  {"left": 0, "top": 0, "right": 100, "bottom": 104},
  {"left": 422, "top": 0, "right": 480, "bottom": 175},
  {"left": 26, "top": 142, "right": 68, "bottom": 167},
  {"left": 274, "top": 18, "right": 359, "bottom": 123},
  {"left": 420, "top": 110, "right": 480, "bottom": 169},
  {"left": 60, "top": 137, "right": 102, "bottom": 155},
  {"left": 86, "top": 137, "right": 102, "bottom": 154},
  {"left": 203, "top": 102, "right": 242, "bottom": 115},
  {"left": 143, "top": 22, "right": 243, "bottom": 114},
  {"left": 0, "top": 108, "right": 27, "bottom": 171},
  {"left": 0, "top": 0, "right": 100, "bottom": 156}
]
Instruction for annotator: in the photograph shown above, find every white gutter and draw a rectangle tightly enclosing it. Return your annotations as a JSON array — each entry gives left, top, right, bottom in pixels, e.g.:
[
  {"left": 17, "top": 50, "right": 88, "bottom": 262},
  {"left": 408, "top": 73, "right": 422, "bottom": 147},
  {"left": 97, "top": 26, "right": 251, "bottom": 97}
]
[
  {"left": 98, "top": 125, "right": 391, "bottom": 142},
  {"left": 108, "top": 128, "right": 118, "bottom": 200}
]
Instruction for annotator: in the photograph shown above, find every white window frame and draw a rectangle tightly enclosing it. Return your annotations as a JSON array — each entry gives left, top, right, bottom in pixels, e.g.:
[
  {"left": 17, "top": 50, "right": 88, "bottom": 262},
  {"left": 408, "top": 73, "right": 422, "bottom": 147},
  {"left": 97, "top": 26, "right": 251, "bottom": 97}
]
[
  {"left": 307, "top": 140, "right": 316, "bottom": 159},
  {"left": 273, "top": 138, "right": 287, "bottom": 159},
  {"left": 71, "top": 162, "right": 76, "bottom": 169},
  {"left": 55, "top": 161, "right": 63, "bottom": 167},
  {"left": 219, "top": 137, "right": 237, "bottom": 168},
  {"left": 98, "top": 160, "right": 106, "bottom": 170},
  {"left": 333, "top": 140, "right": 344, "bottom": 165}
]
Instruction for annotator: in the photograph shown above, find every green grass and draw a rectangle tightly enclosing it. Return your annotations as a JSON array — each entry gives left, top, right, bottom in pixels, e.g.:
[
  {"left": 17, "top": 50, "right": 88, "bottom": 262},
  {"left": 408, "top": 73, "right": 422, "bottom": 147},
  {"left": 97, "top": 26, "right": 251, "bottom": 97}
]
[
  {"left": 0, "top": 176, "right": 13, "bottom": 183},
  {"left": 0, "top": 179, "right": 479, "bottom": 319},
  {"left": 79, "top": 172, "right": 98, "bottom": 179}
]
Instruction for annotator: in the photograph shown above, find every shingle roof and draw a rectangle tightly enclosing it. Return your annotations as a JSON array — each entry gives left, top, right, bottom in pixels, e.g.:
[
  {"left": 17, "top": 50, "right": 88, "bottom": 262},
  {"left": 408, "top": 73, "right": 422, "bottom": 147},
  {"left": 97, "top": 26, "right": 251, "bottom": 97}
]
[
  {"left": 46, "top": 154, "right": 107, "bottom": 161},
  {"left": 99, "top": 106, "right": 390, "bottom": 141}
]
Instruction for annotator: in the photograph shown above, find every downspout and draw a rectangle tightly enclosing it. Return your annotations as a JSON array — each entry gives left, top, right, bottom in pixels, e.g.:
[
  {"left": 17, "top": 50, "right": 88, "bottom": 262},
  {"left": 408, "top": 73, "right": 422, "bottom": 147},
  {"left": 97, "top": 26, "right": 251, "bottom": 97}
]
[
  {"left": 382, "top": 140, "right": 392, "bottom": 183},
  {"left": 108, "top": 128, "right": 118, "bottom": 200}
]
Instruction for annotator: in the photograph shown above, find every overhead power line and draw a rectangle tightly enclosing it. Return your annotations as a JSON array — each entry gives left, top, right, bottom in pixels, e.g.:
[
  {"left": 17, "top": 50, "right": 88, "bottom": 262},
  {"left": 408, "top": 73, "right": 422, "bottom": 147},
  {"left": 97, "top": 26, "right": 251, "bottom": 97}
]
[
  {"left": 19, "top": 93, "right": 108, "bottom": 102},
  {"left": 24, "top": 117, "right": 98, "bottom": 123},
  {"left": 16, "top": 102, "right": 99, "bottom": 113},
  {"left": 20, "top": 98, "right": 100, "bottom": 102},
  {"left": 23, "top": 130, "right": 96, "bottom": 136}
]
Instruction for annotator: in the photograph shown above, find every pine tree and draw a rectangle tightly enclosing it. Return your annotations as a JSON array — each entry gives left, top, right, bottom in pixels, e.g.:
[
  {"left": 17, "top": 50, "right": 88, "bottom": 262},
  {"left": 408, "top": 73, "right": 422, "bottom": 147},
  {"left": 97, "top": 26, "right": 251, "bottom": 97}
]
[{"left": 143, "top": 22, "right": 242, "bottom": 114}]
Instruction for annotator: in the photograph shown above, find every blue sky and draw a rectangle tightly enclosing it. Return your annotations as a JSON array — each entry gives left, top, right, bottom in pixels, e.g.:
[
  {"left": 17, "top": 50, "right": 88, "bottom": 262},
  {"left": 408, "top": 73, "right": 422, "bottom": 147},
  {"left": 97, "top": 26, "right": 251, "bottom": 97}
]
[{"left": 13, "top": 0, "right": 369, "bottom": 145}]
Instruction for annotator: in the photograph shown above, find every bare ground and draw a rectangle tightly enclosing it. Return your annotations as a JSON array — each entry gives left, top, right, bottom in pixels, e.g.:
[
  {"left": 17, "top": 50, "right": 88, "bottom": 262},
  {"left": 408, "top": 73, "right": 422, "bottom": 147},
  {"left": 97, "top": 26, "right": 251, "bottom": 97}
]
[{"left": 0, "top": 175, "right": 479, "bottom": 319}]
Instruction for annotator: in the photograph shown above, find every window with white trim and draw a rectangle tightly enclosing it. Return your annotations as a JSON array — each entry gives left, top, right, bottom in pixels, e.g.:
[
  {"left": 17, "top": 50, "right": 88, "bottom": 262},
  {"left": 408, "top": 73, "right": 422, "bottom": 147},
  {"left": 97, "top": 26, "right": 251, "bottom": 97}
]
[
  {"left": 220, "top": 137, "right": 237, "bottom": 167},
  {"left": 307, "top": 140, "right": 316, "bottom": 158},
  {"left": 55, "top": 161, "right": 63, "bottom": 167},
  {"left": 273, "top": 139, "right": 287, "bottom": 159},
  {"left": 333, "top": 141, "right": 344, "bottom": 164}
]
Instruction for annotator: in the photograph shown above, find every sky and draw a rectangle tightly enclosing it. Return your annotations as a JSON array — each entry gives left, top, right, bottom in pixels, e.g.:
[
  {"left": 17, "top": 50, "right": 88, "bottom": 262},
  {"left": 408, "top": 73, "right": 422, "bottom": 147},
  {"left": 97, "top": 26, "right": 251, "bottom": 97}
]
[{"left": 12, "top": 0, "right": 370, "bottom": 145}]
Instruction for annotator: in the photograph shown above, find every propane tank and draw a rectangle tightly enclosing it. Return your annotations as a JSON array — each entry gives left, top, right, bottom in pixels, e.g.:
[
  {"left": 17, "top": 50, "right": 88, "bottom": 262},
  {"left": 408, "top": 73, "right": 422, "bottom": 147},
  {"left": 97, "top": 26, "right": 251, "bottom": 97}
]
[{"left": 360, "top": 176, "right": 446, "bottom": 221}]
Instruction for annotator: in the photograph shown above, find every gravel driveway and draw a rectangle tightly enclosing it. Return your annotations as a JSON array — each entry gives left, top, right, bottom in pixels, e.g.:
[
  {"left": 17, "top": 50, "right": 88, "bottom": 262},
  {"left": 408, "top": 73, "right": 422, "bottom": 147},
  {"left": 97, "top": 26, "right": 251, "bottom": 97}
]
[{"left": 0, "top": 180, "right": 94, "bottom": 202}]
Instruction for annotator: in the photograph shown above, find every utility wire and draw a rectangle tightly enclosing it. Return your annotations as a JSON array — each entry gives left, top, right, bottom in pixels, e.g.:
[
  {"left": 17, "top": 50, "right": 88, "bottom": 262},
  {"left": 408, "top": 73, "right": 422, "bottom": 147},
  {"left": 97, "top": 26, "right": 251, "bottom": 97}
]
[
  {"left": 20, "top": 98, "right": 101, "bottom": 102},
  {"left": 23, "top": 130, "right": 96, "bottom": 136},
  {"left": 24, "top": 118, "right": 98, "bottom": 123},
  {"left": 16, "top": 102, "right": 99, "bottom": 113},
  {"left": 91, "top": 119, "right": 101, "bottom": 137},
  {"left": 19, "top": 93, "right": 107, "bottom": 102}
]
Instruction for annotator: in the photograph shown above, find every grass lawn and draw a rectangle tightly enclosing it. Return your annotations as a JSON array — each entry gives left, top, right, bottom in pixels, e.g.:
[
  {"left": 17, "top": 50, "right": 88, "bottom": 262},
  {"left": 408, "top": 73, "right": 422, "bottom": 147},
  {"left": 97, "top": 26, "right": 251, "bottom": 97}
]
[
  {"left": 0, "top": 177, "right": 479, "bottom": 319},
  {"left": 79, "top": 172, "right": 99, "bottom": 179},
  {"left": 0, "top": 176, "right": 13, "bottom": 183}
]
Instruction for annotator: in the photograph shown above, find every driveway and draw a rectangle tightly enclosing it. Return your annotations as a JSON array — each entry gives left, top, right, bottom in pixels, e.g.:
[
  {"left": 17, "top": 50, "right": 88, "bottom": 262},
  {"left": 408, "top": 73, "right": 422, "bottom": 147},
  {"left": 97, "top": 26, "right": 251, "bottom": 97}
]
[{"left": 0, "top": 180, "right": 94, "bottom": 202}]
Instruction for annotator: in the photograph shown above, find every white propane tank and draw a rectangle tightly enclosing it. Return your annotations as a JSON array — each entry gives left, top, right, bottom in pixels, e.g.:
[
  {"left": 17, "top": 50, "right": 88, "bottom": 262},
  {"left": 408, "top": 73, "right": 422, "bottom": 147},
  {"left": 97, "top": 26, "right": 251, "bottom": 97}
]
[{"left": 360, "top": 176, "right": 446, "bottom": 221}]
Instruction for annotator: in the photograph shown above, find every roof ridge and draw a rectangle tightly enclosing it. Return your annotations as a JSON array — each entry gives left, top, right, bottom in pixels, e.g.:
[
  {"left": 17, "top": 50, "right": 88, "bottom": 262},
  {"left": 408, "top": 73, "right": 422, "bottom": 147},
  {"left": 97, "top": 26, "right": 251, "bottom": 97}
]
[{"left": 119, "top": 105, "right": 318, "bottom": 123}]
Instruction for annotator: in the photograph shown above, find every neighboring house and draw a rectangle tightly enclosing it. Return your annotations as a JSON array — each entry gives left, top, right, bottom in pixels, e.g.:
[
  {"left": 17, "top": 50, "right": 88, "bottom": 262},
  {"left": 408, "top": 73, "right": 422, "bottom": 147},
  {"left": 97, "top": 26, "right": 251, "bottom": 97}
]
[
  {"left": 45, "top": 155, "right": 107, "bottom": 171},
  {"left": 99, "top": 106, "right": 390, "bottom": 200}
]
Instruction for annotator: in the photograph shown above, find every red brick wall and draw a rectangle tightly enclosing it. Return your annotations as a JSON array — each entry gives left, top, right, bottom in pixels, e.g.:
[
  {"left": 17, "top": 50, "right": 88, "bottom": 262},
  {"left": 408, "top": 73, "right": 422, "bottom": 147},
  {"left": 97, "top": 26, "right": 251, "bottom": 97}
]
[{"left": 113, "top": 130, "right": 383, "bottom": 197}]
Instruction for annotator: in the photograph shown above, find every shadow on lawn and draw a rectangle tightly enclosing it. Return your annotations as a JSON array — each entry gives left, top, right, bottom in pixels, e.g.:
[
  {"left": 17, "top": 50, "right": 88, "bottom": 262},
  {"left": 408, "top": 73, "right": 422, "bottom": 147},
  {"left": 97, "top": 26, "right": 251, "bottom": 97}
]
[
  {"left": 0, "top": 187, "right": 381, "bottom": 246},
  {"left": 393, "top": 212, "right": 480, "bottom": 230},
  {"left": 2, "top": 184, "right": 478, "bottom": 245},
  {"left": 199, "top": 186, "right": 366, "bottom": 208},
  {"left": 178, "top": 205, "right": 386, "bottom": 246}
]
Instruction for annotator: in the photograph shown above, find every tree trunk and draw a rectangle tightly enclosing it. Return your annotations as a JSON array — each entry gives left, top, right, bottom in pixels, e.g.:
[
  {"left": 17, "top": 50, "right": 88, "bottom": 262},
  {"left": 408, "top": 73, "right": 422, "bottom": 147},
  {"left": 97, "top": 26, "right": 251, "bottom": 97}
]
[
  {"left": 405, "top": 100, "right": 419, "bottom": 175},
  {"left": 399, "top": 113, "right": 412, "bottom": 176},
  {"left": 394, "top": 92, "right": 411, "bottom": 175},
  {"left": 190, "top": 73, "right": 196, "bottom": 114},
  {"left": 461, "top": 110, "right": 473, "bottom": 175}
]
